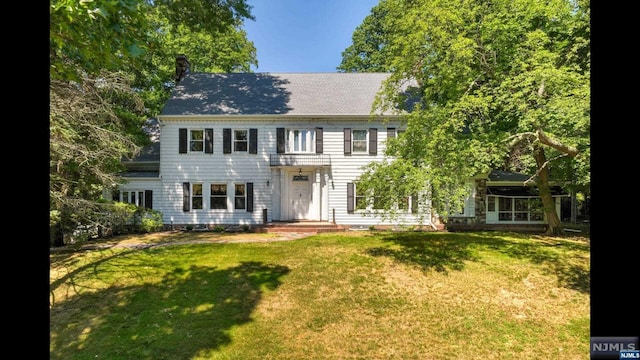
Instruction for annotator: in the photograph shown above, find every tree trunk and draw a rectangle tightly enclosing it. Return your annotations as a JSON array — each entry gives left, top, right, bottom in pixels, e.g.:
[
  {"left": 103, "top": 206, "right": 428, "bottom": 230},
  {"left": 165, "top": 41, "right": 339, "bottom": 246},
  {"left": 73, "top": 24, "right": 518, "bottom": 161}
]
[{"left": 533, "top": 145, "right": 564, "bottom": 235}]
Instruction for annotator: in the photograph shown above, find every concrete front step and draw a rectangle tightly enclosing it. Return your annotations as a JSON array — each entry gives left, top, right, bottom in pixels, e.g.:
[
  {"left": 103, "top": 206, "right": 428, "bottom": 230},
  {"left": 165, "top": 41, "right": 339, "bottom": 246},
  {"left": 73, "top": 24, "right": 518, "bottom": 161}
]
[{"left": 258, "top": 221, "right": 347, "bottom": 234}]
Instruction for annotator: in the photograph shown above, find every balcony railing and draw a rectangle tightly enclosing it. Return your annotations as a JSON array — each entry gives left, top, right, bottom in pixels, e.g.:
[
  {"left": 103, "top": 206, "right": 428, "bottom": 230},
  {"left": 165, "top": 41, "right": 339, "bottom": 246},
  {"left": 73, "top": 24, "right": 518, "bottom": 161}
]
[{"left": 269, "top": 154, "right": 332, "bottom": 167}]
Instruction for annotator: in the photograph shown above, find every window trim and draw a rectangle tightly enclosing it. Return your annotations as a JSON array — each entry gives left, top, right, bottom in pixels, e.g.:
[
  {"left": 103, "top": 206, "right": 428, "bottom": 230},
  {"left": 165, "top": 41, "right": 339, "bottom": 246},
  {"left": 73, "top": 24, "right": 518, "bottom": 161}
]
[
  {"left": 344, "top": 128, "right": 377, "bottom": 155},
  {"left": 210, "top": 183, "right": 228, "bottom": 210}
]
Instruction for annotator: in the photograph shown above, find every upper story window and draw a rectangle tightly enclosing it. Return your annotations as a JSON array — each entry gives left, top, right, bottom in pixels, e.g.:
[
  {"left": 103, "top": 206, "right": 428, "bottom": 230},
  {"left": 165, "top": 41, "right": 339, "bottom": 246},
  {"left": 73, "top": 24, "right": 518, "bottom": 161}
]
[
  {"left": 179, "top": 128, "right": 213, "bottom": 154},
  {"left": 277, "top": 127, "right": 323, "bottom": 154},
  {"left": 344, "top": 128, "right": 377, "bottom": 155},
  {"left": 286, "top": 129, "right": 314, "bottom": 153},
  {"left": 190, "top": 129, "right": 204, "bottom": 152},
  {"left": 234, "top": 130, "right": 248, "bottom": 152},
  {"left": 223, "top": 128, "right": 258, "bottom": 154},
  {"left": 352, "top": 130, "right": 367, "bottom": 153}
]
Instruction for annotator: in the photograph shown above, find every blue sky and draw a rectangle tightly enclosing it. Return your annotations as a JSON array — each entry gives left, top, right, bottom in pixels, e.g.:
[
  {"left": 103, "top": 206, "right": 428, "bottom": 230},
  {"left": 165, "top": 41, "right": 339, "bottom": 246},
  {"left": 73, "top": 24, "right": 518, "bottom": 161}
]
[{"left": 242, "top": 0, "right": 379, "bottom": 73}]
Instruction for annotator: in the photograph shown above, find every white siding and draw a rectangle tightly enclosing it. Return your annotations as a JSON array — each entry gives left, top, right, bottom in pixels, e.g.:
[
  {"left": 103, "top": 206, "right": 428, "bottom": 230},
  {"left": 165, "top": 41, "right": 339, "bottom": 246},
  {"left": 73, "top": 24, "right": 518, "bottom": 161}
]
[
  {"left": 150, "top": 116, "right": 431, "bottom": 227},
  {"left": 116, "top": 178, "right": 161, "bottom": 207}
]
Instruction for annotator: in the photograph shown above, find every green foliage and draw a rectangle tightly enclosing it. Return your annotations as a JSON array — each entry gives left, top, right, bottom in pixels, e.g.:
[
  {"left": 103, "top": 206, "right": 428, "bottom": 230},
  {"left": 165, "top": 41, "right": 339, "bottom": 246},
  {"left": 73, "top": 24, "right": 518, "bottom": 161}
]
[
  {"left": 50, "top": 0, "right": 256, "bottom": 241},
  {"left": 342, "top": 0, "right": 589, "bottom": 225},
  {"left": 337, "top": 0, "right": 393, "bottom": 72}
]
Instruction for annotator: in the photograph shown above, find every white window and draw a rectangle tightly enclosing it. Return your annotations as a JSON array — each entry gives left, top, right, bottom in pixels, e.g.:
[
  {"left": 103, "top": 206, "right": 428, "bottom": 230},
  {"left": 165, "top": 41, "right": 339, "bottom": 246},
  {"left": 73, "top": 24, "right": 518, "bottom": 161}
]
[
  {"left": 355, "top": 184, "right": 367, "bottom": 210},
  {"left": 286, "top": 129, "right": 314, "bottom": 153},
  {"left": 234, "top": 183, "right": 246, "bottom": 210},
  {"left": 352, "top": 129, "right": 367, "bottom": 153},
  {"left": 190, "top": 129, "right": 204, "bottom": 152},
  {"left": 210, "top": 184, "right": 227, "bottom": 210},
  {"left": 191, "top": 183, "right": 203, "bottom": 210},
  {"left": 121, "top": 191, "right": 145, "bottom": 207},
  {"left": 234, "top": 130, "right": 248, "bottom": 152},
  {"left": 497, "top": 197, "right": 544, "bottom": 222}
]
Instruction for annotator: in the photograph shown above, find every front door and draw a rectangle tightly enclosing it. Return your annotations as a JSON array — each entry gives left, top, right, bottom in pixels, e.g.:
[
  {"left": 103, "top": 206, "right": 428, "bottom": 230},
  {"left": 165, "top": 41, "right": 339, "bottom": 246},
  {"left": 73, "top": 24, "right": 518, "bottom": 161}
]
[{"left": 291, "top": 172, "right": 311, "bottom": 220}]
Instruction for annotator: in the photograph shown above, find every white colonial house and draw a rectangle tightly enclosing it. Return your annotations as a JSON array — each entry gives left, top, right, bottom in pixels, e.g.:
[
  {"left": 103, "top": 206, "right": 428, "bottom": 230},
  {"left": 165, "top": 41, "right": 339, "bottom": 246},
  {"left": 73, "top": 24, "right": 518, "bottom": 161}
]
[
  {"left": 112, "top": 58, "right": 566, "bottom": 231},
  {"left": 112, "top": 60, "right": 432, "bottom": 229}
]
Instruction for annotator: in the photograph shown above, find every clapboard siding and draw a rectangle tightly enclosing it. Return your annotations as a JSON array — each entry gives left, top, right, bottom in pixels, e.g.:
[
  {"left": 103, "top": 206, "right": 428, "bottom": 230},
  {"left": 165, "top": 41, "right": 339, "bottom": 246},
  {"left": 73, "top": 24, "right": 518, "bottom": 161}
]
[
  {"left": 117, "top": 116, "right": 431, "bottom": 227},
  {"left": 157, "top": 120, "right": 272, "bottom": 225}
]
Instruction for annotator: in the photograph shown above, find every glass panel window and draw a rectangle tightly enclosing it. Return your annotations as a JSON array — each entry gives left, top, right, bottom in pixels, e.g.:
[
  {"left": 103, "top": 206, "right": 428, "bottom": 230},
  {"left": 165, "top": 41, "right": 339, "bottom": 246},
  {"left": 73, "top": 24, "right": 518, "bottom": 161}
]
[
  {"left": 234, "top": 130, "right": 248, "bottom": 152},
  {"left": 192, "top": 183, "right": 203, "bottom": 210},
  {"left": 355, "top": 184, "right": 367, "bottom": 210},
  {"left": 286, "top": 129, "right": 313, "bottom": 153},
  {"left": 514, "top": 198, "right": 529, "bottom": 221},
  {"left": 411, "top": 194, "right": 419, "bottom": 214},
  {"left": 234, "top": 184, "right": 246, "bottom": 210},
  {"left": 210, "top": 184, "right": 227, "bottom": 209},
  {"left": 399, "top": 196, "right": 410, "bottom": 211},
  {"left": 352, "top": 130, "right": 367, "bottom": 153},
  {"left": 190, "top": 129, "right": 204, "bottom": 152},
  {"left": 498, "top": 197, "right": 512, "bottom": 221},
  {"left": 529, "top": 198, "right": 544, "bottom": 221},
  {"left": 487, "top": 196, "right": 495, "bottom": 212}
]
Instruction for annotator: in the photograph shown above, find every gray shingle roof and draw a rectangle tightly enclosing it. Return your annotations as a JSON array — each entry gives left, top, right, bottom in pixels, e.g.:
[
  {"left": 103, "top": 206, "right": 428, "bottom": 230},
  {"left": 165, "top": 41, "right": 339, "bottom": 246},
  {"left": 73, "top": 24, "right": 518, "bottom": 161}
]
[{"left": 161, "top": 72, "right": 406, "bottom": 116}]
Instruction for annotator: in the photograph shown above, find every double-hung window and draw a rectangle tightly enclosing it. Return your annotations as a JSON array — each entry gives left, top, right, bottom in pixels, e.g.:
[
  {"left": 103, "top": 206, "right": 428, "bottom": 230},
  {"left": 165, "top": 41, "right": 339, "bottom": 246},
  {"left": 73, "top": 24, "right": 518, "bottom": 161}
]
[
  {"left": 210, "top": 184, "right": 227, "bottom": 210},
  {"left": 234, "top": 184, "right": 246, "bottom": 210},
  {"left": 190, "top": 129, "right": 204, "bottom": 152},
  {"left": 191, "top": 183, "right": 203, "bottom": 210},
  {"left": 352, "top": 130, "right": 368, "bottom": 153},
  {"left": 179, "top": 128, "right": 213, "bottom": 154},
  {"left": 344, "top": 128, "right": 377, "bottom": 155},
  {"left": 223, "top": 128, "right": 258, "bottom": 154},
  {"left": 234, "top": 130, "right": 248, "bottom": 152}
]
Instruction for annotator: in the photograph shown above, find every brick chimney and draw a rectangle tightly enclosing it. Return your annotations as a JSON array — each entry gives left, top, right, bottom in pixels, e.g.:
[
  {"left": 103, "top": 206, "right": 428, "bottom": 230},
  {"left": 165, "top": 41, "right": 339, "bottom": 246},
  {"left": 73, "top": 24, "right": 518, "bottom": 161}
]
[{"left": 175, "top": 55, "right": 190, "bottom": 83}]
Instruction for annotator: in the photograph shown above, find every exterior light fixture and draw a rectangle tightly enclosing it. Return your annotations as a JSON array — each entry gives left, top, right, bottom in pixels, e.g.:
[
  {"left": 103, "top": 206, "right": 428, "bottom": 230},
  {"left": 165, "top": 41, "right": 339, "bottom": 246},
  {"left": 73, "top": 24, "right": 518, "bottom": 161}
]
[{"left": 299, "top": 168, "right": 302, "bottom": 176}]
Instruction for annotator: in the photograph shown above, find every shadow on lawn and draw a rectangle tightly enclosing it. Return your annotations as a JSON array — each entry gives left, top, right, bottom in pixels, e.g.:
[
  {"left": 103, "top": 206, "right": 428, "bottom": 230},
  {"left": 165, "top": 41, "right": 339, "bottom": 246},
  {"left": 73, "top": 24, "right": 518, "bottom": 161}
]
[
  {"left": 50, "top": 261, "right": 290, "bottom": 359},
  {"left": 366, "top": 231, "right": 589, "bottom": 293}
]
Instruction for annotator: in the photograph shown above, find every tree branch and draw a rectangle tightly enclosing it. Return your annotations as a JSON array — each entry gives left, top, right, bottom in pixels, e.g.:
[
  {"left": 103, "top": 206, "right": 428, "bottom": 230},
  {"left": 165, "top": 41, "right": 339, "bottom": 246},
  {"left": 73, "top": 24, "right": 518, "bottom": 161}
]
[{"left": 536, "top": 129, "right": 579, "bottom": 157}]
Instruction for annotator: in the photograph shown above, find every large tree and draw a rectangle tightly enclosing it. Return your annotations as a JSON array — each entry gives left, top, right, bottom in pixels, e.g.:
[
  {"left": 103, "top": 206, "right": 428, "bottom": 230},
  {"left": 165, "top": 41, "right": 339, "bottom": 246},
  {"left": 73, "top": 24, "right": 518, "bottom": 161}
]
[
  {"left": 342, "top": 0, "right": 590, "bottom": 235},
  {"left": 337, "top": 0, "right": 393, "bottom": 73},
  {"left": 50, "top": 0, "right": 256, "bottom": 244}
]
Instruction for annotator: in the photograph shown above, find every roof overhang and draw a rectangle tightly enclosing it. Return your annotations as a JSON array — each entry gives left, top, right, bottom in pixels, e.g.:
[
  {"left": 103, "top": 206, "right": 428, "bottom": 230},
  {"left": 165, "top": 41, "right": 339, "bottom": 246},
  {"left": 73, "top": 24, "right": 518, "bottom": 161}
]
[{"left": 157, "top": 114, "right": 406, "bottom": 121}]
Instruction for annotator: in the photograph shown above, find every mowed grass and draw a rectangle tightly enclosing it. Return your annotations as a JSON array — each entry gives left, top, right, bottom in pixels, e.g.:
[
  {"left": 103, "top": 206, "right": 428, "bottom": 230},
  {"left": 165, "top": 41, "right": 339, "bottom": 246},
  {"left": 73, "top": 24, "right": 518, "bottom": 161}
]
[{"left": 50, "top": 231, "right": 590, "bottom": 360}]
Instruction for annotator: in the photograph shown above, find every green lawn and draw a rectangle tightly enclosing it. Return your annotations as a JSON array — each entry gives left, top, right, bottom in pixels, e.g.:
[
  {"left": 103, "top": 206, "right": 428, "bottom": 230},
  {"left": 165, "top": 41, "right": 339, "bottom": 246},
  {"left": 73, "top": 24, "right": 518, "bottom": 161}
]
[{"left": 50, "top": 230, "right": 590, "bottom": 359}]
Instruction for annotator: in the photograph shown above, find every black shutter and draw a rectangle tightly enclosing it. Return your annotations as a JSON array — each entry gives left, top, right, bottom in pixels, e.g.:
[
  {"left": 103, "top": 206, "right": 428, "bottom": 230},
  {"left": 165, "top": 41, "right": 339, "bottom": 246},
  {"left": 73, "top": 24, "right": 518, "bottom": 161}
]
[
  {"left": 369, "top": 128, "right": 377, "bottom": 155},
  {"left": 179, "top": 128, "right": 187, "bottom": 153},
  {"left": 112, "top": 190, "right": 120, "bottom": 202},
  {"left": 183, "top": 182, "right": 190, "bottom": 211},
  {"left": 246, "top": 182, "right": 254, "bottom": 212},
  {"left": 223, "top": 128, "right": 231, "bottom": 154},
  {"left": 277, "top": 128, "right": 285, "bottom": 153},
  {"left": 316, "top": 127, "right": 323, "bottom": 154},
  {"left": 347, "top": 183, "right": 354, "bottom": 213},
  {"left": 387, "top": 127, "right": 396, "bottom": 139},
  {"left": 205, "top": 128, "right": 214, "bottom": 153},
  {"left": 249, "top": 128, "right": 258, "bottom": 154},
  {"left": 144, "top": 190, "right": 153, "bottom": 209},
  {"left": 344, "top": 128, "right": 351, "bottom": 155}
]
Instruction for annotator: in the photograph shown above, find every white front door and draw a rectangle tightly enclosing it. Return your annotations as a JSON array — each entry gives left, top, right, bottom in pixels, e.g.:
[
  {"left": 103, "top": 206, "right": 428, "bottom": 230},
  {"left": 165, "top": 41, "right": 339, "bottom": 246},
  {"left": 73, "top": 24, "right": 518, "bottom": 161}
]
[{"left": 291, "top": 172, "right": 311, "bottom": 220}]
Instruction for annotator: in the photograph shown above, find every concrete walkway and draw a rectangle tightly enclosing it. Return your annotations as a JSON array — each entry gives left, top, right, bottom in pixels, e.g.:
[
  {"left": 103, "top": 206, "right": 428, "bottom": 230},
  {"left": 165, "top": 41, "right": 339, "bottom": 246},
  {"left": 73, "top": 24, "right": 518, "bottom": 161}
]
[{"left": 50, "top": 231, "right": 316, "bottom": 254}]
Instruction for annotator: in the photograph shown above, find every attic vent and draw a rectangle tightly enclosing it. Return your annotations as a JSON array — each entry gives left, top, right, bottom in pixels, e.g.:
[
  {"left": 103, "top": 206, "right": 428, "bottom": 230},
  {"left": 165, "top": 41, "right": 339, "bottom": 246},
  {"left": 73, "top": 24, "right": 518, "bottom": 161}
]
[{"left": 175, "top": 55, "right": 190, "bottom": 83}]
